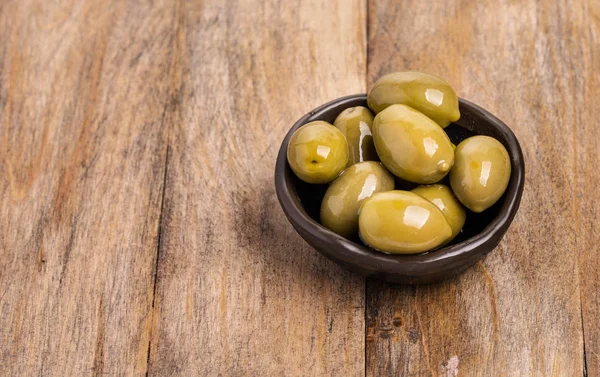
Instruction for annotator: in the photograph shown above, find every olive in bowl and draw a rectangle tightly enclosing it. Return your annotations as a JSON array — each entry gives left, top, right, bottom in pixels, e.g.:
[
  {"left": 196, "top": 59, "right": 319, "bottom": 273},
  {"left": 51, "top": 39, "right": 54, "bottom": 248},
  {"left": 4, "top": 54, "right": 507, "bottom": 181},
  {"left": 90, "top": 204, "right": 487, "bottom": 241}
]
[
  {"left": 286, "top": 120, "right": 349, "bottom": 184},
  {"left": 320, "top": 161, "right": 394, "bottom": 239},
  {"left": 358, "top": 190, "right": 452, "bottom": 254},
  {"left": 450, "top": 136, "right": 512, "bottom": 213},
  {"left": 372, "top": 104, "right": 454, "bottom": 184},
  {"left": 274, "top": 94, "right": 524, "bottom": 284},
  {"left": 367, "top": 71, "right": 460, "bottom": 127},
  {"left": 333, "top": 106, "right": 378, "bottom": 165}
]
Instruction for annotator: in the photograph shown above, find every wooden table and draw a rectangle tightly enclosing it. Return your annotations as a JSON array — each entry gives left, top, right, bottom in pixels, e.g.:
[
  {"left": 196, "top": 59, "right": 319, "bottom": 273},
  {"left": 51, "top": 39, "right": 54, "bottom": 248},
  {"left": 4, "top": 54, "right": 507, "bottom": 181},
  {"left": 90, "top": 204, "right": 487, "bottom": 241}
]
[{"left": 1, "top": 0, "right": 598, "bottom": 375}]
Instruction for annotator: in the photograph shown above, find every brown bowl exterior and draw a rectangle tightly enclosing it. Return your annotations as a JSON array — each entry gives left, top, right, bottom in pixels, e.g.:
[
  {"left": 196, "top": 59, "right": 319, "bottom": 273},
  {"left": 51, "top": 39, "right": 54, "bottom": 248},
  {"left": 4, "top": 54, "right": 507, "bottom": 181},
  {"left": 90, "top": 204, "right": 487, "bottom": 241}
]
[{"left": 274, "top": 94, "right": 525, "bottom": 284}]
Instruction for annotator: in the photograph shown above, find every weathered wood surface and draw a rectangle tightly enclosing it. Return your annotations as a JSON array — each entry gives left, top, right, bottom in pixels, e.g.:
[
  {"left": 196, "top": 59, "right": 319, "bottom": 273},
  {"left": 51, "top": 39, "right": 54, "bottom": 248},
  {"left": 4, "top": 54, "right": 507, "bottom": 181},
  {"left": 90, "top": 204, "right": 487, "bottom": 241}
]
[
  {"left": 573, "top": 1, "right": 600, "bottom": 377},
  {"left": 0, "top": 0, "right": 176, "bottom": 375},
  {"left": 1, "top": 0, "right": 599, "bottom": 376},
  {"left": 146, "top": 1, "right": 366, "bottom": 376},
  {"left": 366, "top": 0, "right": 595, "bottom": 376}
]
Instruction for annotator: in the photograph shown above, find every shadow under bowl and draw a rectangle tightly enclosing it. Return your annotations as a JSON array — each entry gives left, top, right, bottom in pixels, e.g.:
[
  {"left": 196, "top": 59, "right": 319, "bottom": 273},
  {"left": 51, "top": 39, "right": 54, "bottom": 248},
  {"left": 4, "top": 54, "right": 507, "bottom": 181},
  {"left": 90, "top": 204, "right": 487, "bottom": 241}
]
[{"left": 274, "top": 94, "right": 525, "bottom": 284}]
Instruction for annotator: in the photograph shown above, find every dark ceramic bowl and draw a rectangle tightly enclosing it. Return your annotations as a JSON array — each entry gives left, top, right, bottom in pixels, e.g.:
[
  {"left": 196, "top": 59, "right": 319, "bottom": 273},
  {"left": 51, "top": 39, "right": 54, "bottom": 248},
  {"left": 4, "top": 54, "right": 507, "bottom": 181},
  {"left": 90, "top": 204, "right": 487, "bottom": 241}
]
[{"left": 274, "top": 94, "right": 524, "bottom": 284}]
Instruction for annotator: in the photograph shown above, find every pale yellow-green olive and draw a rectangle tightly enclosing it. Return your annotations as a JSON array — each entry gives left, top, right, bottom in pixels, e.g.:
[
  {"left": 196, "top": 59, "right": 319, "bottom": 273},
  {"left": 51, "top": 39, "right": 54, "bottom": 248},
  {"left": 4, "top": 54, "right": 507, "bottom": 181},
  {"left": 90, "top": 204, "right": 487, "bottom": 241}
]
[
  {"left": 320, "top": 162, "right": 394, "bottom": 238},
  {"left": 450, "top": 136, "right": 511, "bottom": 213},
  {"left": 372, "top": 104, "right": 454, "bottom": 184},
  {"left": 358, "top": 190, "right": 452, "bottom": 254},
  {"left": 333, "top": 106, "right": 378, "bottom": 165},
  {"left": 412, "top": 184, "right": 466, "bottom": 243},
  {"left": 287, "top": 121, "right": 349, "bottom": 184},
  {"left": 367, "top": 71, "right": 460, "bottom": 127}
]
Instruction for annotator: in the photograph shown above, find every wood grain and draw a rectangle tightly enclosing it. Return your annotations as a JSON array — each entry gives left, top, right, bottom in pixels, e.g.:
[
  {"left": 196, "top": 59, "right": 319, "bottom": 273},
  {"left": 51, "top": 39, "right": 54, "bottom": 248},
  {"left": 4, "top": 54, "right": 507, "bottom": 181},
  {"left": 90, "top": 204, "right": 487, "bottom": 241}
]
[
  {"left": 2, "top": 0, "right": 598, "bottom": 375},
  {"left": 0, "top": 0, "right": 177, "bottom": 375},
  {"left": 366, "top": 0, "right": 587, "bottom": 375},
  {"left": 147, "top": 1, "right": 367, "bottom": 375},
  {"left": 574, "top": 1, "right": 600, "bottom": 376}
]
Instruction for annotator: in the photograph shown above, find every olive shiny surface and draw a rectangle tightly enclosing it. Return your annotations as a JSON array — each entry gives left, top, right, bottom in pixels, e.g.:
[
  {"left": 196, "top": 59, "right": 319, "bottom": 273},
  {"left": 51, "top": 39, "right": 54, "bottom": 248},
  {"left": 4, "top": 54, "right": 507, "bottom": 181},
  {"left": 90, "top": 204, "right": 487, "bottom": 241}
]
[
  {"left": 286, "top": 121, "right": 348, "bottom": 184},
  {"left": 358, "top": 191, "right": 452, "bottom": 254},
  {"left": 367, "top": 71, "right": 460, "bottom": 127},
  {"left": 450, "top": 136, "right": 511, "bottom": 212},
  {"left": 412, "top": 184, "right": 466, "bottom": 243},
  {"left": 333, "top": 106, "right": 378, "bottom": 165},
  {"left": 373, "top": 104, "right": 454, "bottom": 184},
  {"left": 320, "top": 162, "right": 394, "bottom": 238}
]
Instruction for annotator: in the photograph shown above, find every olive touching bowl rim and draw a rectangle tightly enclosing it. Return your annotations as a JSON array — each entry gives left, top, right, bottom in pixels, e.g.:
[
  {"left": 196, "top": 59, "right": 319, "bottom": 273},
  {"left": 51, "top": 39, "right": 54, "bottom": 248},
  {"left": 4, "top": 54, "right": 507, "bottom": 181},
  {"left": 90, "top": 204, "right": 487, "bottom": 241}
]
[{"left": 274, "top": 94, "right": 525, "bottom": 284}]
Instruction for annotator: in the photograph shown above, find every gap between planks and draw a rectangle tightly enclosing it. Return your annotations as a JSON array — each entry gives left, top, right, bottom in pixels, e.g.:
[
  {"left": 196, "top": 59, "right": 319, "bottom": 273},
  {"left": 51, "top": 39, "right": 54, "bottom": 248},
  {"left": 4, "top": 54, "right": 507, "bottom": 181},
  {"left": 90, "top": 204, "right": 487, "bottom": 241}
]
[
  {"left": 581, "top": 291, "right": 588, "bottom": 377},
  {"left": 144, "top": 144, "right": 170, "bottom": 377},
  {"left": 143, "top": 0, "right": 183, "bottom": 374}
]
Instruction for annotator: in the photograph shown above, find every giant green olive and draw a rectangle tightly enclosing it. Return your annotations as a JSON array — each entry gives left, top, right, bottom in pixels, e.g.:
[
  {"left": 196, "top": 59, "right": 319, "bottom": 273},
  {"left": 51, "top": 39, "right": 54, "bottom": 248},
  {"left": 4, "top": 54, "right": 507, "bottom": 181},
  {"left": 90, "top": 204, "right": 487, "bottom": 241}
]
[
  {"left": 367, "top": 71, "right": 460, "bottom": 127},
  {"left": 320, "top": 162, "right": 394, "bottom": 238},
  {"left": 287, "top": 121, "right": 349, "bottom": 184},
  {"left": 450, "top": 136, "right": 511, "bottom": 213},
  {"left": 358, "top": 190, "right": 452, "bottom": 254},
  {"left": 333, "top": 106, "right": 378, "bottom": 165},
  {"left": 412, "top": 184, "right": 466, "bottom": 243},
  {"left": 373, "top": 104, "right": 454, "bottom": 184}
]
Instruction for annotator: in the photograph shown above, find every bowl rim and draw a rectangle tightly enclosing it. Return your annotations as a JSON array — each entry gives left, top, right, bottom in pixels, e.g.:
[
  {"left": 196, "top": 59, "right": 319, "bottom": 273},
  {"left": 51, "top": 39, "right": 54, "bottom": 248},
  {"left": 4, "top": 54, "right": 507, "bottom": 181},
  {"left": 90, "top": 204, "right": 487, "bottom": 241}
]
[{"left": 274, "top": 94, "right": 525, "bottom": 275}]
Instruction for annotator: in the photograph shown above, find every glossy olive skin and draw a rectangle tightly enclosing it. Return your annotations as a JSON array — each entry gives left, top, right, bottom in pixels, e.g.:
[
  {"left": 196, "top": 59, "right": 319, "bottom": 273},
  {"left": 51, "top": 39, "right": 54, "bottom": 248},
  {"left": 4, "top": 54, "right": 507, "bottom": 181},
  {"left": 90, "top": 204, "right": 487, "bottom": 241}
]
[
  {"left": 358, "top": 190, "right": 452, "bottom": 254},
  {"left": 450, "top": 136, "right": 511, "bottom": 213},
  {"left": 333, "top": 106, "right": 378, "bottom": 165},
  {"left": 367, "top": 71, "right": 460, "bottom": 127},
  {"left": 320, "top": 162, "right": 394, "bottom": 238},
  {"left": 412, "top": 184, "right": 466, "bottom": 243},
  {"left": 287, "top": 121, "right": 349, "bottom": 184},
  {"left": 373, "top": 104, "right": 454, "bottom": 184}
]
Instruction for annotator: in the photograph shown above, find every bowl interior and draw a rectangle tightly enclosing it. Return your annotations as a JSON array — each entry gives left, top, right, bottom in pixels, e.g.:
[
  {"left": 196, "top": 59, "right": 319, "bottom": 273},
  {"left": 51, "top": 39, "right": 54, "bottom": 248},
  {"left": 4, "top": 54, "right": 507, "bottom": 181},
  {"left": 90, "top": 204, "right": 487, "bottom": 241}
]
[
  {"left": 292, "top": 122, "right": 505, "bottom": 247},
  {"left": 294, "top": 121, "right": 502, "bottom": 249}
]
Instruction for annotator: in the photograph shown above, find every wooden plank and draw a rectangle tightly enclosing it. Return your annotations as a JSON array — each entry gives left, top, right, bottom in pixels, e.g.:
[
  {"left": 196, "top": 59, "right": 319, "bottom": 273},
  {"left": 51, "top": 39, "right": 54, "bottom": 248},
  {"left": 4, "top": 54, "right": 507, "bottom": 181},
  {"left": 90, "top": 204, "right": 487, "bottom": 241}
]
[
  {"left": 148, "top": 1, "right": 367, "bottom": 375},
  {"left": 366, "top": 0, "right": 585, "bottom": 375},
  {"left": 0, "top": 1, "right": 176, "bottom": 375},
  {"left": 574, "top": 1, "right": 600, "bottom": 376}
]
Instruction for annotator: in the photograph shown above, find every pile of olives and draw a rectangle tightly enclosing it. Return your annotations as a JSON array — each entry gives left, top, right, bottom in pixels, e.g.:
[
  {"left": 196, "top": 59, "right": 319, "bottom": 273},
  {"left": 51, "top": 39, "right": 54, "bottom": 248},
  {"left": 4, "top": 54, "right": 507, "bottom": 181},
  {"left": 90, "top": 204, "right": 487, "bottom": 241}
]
[{"left": 287, "top": 72, "right": 511, "bottom": 254}]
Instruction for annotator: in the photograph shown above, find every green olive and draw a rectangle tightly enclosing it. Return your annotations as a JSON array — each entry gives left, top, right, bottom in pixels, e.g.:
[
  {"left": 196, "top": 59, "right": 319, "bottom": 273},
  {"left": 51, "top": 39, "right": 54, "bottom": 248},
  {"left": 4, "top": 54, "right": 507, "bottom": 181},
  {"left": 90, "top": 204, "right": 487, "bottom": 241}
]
[
  {"left": 287, "top": 121, "right": 348, "bottom": 184},
  {"left": 450, "top": 136, "right": 511, "bottom": 213},
  {"left": 412, "top": 184, "right": 466, "bottom": 243},
  {"left": 358, "top": 190, "right": 452, "bottom": 254},
  {"left": 367, "top": 71, "right": 460, "bottom": 127},
  {"left": 333, "top": 106, "right": 378, "bottom": 165},
  {"left": 320, "top": 162, "right": 394, "bottom": 238},
  {"left": 373, "top": 104, "right": 454, "bottom": 184}
]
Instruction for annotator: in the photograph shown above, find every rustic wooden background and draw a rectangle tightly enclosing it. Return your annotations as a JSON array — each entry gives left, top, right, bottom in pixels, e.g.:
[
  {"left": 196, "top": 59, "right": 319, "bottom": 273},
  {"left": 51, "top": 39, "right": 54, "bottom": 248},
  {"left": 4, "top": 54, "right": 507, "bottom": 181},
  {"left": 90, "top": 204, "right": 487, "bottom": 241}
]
[{"left": 0, "top": 0, "right": 597, "bottom": 376}]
